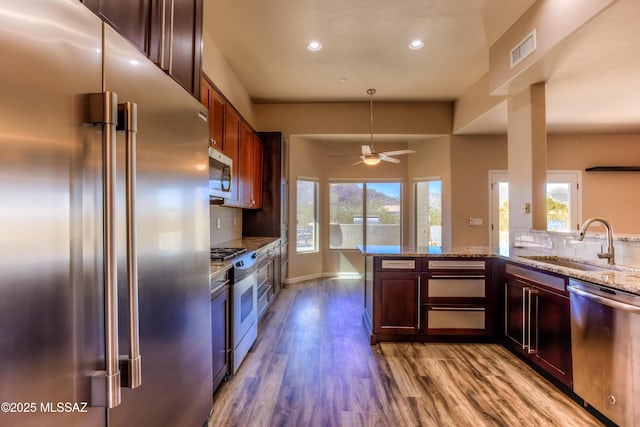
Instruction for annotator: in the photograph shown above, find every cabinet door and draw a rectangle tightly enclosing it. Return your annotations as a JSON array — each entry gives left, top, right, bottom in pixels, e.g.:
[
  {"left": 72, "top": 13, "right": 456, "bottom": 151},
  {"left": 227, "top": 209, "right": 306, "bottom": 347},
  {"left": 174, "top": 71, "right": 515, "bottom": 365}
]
[
  {"left": 169, "top": 0, "right": 202, "bottom": 96},
  {"left": 531, "top": 289, "right": 572, "bottom": 386},
  {"left": 505, "top": 278, "right": 526, "bottom": 349},
  {"left": 211, "top": 286, "right": 229, "bottom": 392},
  {"left": 210, "top": 90, "right": 225, "bottom": 151},
  {"left": 238, "top": 122, "right": 253, "bottom": 207},
  {"left": 83, "top": 0, "right": 151, "bottom": 55},
  {"left": 200, "top": 78, "right": 226, "bottom": 152},
  {"left": 252, "top": 134, "right": 263, "bottom": 208},
  {"left": 373, "top": 272, "right": 420, "bottom": 335},
  {"left": 223, "top": 107, "right": 240, "bottom": 204}
]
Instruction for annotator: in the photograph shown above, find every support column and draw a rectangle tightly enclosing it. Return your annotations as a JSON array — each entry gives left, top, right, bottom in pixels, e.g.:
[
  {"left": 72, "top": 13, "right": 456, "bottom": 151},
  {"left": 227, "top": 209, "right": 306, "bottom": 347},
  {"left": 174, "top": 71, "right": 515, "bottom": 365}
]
[{"left": 507, "top": 83, "right": 547, "bottom": 247}]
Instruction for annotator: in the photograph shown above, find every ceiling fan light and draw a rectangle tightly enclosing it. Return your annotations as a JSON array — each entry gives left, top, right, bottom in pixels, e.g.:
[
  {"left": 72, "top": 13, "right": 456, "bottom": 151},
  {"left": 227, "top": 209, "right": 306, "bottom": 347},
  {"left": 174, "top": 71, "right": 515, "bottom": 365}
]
[{"left": 363, "top": 157, "right": 381, "bottom": 166}]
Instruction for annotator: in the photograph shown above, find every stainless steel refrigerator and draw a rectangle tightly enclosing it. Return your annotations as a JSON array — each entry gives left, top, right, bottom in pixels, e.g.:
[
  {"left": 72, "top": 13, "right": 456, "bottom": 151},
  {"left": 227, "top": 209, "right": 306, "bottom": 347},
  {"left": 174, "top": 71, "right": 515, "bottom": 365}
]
[{"left": 0, "top": 1, "right": 212, "bottom": 426}]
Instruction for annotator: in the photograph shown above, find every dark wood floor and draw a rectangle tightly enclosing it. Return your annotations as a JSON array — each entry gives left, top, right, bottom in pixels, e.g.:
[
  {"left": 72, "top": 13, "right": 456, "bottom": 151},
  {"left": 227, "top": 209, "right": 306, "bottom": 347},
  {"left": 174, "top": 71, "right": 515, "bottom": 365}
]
[{"left": 209, "top": 278, "right": 601, "bottom": 426}]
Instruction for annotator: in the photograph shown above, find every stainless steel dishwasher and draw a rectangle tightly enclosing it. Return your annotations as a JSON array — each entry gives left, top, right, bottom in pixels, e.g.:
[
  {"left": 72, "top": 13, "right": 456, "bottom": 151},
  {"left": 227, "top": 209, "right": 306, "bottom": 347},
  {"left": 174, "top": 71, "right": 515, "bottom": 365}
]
[{"left": 568, "top": 278, "right": 640, "bottom": 426}]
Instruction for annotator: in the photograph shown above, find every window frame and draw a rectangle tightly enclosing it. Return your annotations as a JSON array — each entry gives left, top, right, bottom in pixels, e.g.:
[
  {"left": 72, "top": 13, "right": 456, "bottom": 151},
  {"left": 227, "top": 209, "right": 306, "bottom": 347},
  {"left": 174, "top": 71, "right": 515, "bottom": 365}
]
[
  {"left": 328, "top": 179, "right": 403, "bottom": 251},
  {"left": 414, "top": 177, "right": 443, "bottom": 251},
  {"left": 295, "top": 178, "right": 319, "bottom": 254}
]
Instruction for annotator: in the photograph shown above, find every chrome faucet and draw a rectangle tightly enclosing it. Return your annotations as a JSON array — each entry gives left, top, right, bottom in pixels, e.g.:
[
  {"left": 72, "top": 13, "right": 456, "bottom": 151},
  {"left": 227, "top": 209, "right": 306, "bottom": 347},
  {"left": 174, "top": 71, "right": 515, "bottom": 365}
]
[{"left": 577, "top": 217, "right": 615, "bottom": 265}]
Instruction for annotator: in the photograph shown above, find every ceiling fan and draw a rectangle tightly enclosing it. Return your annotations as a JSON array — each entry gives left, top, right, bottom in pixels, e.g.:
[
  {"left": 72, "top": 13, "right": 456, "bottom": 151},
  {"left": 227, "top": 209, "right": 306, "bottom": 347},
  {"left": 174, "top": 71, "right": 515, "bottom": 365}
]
[{"left": 353, "top": 88, "right": 415, "bottom": 166}]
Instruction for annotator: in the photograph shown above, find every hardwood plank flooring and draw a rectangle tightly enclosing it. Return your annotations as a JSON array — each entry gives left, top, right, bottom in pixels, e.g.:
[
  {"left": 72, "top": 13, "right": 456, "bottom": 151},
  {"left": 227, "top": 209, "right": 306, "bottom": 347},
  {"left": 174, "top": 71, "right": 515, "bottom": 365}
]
[{"left": 209, "top": 278, "right": 601, "bottom": 427}]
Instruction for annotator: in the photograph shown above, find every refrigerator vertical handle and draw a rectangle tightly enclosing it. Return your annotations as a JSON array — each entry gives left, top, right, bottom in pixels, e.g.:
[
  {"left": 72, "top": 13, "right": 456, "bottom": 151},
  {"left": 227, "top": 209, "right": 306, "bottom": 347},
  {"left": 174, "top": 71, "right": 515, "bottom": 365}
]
[
  {"left": 87, "top": 91, "right": 121, "bottom": 408},
  {"left": 118, "top": 102, "right": 142, "bottom": 389}
]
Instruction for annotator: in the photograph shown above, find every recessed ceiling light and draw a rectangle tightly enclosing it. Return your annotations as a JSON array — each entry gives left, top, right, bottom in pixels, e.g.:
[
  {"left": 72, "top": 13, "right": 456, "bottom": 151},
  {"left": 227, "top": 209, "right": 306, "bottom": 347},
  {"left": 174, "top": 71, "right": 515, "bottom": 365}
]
[
  {"left": 409, "top": 39, "right": 425, "bottom": 50},
  {"left": 307, "top": 41, "right": 322, "bottom": 52},
  {"left": 339, "top": 78, "right": 348, "bottom": 84}
]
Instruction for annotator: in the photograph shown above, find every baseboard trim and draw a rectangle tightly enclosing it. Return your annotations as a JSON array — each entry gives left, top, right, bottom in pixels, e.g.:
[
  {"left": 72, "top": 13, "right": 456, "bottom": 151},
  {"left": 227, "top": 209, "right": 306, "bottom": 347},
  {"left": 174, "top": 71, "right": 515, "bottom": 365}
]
[{"left": 284, "top": 272, "right": 363, "bottom": 284}]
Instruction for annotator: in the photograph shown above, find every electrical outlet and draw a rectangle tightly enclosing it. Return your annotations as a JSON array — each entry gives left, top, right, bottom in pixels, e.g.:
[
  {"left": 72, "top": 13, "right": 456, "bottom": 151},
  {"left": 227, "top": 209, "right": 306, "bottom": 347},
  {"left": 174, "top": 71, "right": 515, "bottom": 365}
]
[{"left": 216, "top": 218, "right": 221, "bottom": 229}]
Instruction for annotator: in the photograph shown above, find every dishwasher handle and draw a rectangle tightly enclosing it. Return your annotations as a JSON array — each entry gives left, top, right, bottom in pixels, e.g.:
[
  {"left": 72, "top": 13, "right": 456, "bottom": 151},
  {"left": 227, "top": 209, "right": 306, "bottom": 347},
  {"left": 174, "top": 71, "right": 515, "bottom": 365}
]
[{"left": 568, "top": 285, "right": 640, "bottom": 314}]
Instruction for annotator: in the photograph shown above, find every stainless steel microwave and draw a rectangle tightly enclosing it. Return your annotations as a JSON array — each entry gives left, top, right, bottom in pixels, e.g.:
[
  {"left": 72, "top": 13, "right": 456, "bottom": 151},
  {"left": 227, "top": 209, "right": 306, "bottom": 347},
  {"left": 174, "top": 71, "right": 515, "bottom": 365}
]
[{"left": 209, "top": 147, "right": 232, "bottom": 199}]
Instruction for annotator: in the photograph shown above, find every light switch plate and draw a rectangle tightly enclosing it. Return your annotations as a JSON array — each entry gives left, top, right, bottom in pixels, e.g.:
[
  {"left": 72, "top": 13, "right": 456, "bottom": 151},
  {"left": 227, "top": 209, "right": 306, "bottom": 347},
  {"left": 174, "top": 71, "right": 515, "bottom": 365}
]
[
  {"left": 469, "top": 217, "right": 483, "bottom": 226},
  {"left": 216, "top": 218, "right": 221, "bottom": 229}
]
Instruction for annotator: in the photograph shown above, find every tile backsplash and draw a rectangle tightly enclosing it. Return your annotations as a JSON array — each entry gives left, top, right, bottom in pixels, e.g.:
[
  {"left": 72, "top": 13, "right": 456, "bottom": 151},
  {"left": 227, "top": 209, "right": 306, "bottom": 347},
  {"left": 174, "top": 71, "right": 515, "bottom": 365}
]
[
  {"left": 210, "top": 205, "right": 242, "bottom": 246},
  {"left": 513, "top": 230, "right": 640, "bottom": 268}
]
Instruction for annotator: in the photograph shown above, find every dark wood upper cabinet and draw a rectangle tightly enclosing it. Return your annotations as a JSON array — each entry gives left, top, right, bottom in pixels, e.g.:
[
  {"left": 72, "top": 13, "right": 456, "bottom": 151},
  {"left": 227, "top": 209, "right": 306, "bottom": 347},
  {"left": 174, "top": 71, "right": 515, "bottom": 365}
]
[
  {"left": 251, "top": 134, "right": 263, "bottom": 209},
  {"left": 83, "top": 0, "right": 151, "bottom": 55},
  {"left": 223, "top": 106, "right": 240, "bottom": 205},
  {"left": 243, "top": 132, "right": 286, "bottom": 239},
  {"left": 201, "top": 77, "right": 226, "bottom": 152},
  {"left": 83, "top": 0, "right": 202, "bottom": 98},
  {"left": 166, "top": 0, "right": 202, "bottom": 97}
]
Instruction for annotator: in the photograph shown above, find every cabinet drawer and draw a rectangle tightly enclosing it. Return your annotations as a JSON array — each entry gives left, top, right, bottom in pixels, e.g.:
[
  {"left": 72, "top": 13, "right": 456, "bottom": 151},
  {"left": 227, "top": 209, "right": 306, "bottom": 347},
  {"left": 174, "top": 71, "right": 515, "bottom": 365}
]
[
  {"left": 377, "top": 259, "right": 417, "bottom": 271},
  {"left": 427, "top": 307, "right": 485, "bottom": 329},
  {"left": 428, "top": 278, "right": 485, "bottom": 298},
  {"left": 428, "top": 260, "right": 485, "bottom": 270},
  {"left": 506, "top": 264, "right": 565, "bottom": 293}
]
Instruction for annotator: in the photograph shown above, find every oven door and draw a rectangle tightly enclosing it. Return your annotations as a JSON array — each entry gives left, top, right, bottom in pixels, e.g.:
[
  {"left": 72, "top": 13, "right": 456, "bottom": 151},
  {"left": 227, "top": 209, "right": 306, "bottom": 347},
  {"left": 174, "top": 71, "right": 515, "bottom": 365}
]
[{"left": 232, "top": 270, "right": 257, "bottom": 373}]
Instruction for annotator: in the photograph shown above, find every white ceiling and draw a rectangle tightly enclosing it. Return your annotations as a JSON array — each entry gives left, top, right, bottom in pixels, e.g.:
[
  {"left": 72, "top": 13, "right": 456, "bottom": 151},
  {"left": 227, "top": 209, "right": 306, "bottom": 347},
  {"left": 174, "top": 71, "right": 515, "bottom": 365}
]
[{"left": 203, "top": 0, "right": 640, "bottom": 134}]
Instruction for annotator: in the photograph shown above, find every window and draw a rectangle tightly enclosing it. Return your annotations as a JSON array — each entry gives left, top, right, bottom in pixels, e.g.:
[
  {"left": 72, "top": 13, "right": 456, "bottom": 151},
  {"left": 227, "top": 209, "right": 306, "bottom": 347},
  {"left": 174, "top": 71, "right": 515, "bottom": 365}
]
[
  {"left": 296, "top": 179, "right": 318, "bottom": 253},
  {"left": 489, "top": 170, "right": 581, "bottom": 255},
  {"left": 329, "top": 181, "right": 401, "bottom": 249},
  {"left": 547, "top": 171, "right": 581, "bottom": 231},
  {"left": 415, "top": 180, "right": 442, "bottom": 252},
  {"left": 489, "top": 172, "right": 509, "bottom": 256}
]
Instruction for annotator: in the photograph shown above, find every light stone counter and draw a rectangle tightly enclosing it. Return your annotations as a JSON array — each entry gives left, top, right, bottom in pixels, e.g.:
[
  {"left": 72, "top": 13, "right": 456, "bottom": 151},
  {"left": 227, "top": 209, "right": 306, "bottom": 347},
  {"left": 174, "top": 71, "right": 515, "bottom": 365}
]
[{"left": 358, "top": 245, "right": 640, "bottom": 296}]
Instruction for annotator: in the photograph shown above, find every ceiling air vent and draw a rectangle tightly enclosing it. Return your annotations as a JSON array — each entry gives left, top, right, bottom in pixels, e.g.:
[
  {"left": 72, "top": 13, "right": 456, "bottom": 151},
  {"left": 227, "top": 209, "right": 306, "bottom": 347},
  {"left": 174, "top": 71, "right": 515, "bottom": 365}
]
[{"left": 510, "top": 29, "right": 536, "bottom": 69}]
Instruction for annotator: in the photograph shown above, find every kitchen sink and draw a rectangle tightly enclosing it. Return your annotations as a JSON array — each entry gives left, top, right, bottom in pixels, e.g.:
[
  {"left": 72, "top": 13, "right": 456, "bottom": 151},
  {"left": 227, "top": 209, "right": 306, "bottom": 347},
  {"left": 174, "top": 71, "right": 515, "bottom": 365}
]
[{"left": 521, "top": 256, "right": 610, "bottom": 272}]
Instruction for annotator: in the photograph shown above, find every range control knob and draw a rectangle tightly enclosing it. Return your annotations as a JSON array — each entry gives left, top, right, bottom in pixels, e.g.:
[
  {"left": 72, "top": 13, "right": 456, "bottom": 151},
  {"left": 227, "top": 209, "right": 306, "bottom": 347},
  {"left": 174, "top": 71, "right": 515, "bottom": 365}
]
[{"left": 236, "top": 261, "right": 244, "bottom": 267}]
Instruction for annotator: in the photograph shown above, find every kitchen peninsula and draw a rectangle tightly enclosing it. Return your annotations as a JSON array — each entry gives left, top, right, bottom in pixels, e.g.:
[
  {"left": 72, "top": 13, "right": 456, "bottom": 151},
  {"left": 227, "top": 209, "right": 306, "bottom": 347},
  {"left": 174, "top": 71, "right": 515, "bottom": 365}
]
[
  {"left": 362, "top": 243, "right": 640, "bottom": 426},
  {"left": 361, "top": 245, "right": 497, "bottom": 345}
]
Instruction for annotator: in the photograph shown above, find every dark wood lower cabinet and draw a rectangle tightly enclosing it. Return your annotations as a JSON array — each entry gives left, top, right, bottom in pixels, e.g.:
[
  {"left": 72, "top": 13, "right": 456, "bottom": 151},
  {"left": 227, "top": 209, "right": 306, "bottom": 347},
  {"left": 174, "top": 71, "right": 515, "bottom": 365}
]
[
  {"left": 532, "top": 287, "right": 572, "bottom": 384},
  {"left": 368, "top": 257, "right": 493, "bottom": 342},
  {"left": 373, "top": 272, "right": 420, "bottom": 336},
  {"left": 503, "top": 266, "right": 572, "bottom": 388}
]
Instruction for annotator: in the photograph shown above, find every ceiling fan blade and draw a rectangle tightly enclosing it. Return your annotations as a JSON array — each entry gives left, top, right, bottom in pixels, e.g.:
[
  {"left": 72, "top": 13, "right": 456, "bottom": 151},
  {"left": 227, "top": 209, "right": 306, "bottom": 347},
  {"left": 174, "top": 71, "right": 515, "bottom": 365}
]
[
  {"left": 361, "top": 145, "right": 373, "bottom": 156},
  {"left": 379, "top": 154, "right": 400, "bottom": 164},
  {"left": 352, "top": 159, "right": 364, "bottom": 166},
  {"left": 379, "top": 149, "right": 416, "bottom": 156}
]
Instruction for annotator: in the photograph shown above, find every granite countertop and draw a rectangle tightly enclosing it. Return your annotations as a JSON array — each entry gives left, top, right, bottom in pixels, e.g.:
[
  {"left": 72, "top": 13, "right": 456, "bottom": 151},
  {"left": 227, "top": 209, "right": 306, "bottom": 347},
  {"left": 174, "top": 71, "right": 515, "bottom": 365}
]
[
  {"left": 210, "top": 237, "right": 281, "bottom": 282},
  {"left": 507, "top": 255, "right": 640, "bottom": 295},
  {"left": 358, "top": 245, "right": 640, "bottom": 296},
  {"left": 357, "top": 245, "right": 495, "bottom": 257},
  {"left": 211, "top": 236, "right": 280, "bottom": 252}
]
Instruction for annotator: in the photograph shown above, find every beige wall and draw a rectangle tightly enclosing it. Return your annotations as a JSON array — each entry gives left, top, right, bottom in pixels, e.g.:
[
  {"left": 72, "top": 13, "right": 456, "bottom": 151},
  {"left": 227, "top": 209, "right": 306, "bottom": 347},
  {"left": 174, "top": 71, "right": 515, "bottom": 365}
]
[
  {"left": 407, "top": 136, "right": 452, "bottom": 249},
  {"left": 548, "top": 134, "right": 640, "bottom": 234},
  {"left": 289, "top": 137, "right": 413, "bottom": 280},
  {"left": 489, "top": 0, "right": 615, "bottom": 95},
  {"left": 201, "top": 31, "right": 255, "bottom": 125},
  {"left": 254, "top": 102, "right": 453, "bottom": 136},
  {"left": 257, "top": 101, "right": 452, "bottom": 280},
  {"left": 288, "top": 136, "right": 324, "bottom": 280},
  {"left": 450, "top": 136, "right": 508, "bottom": 247}
]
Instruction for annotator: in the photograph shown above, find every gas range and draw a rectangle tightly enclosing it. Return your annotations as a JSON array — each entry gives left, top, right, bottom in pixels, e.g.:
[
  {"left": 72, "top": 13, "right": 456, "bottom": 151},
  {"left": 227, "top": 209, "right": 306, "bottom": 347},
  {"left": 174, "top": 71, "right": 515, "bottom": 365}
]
[{"left": 210, "top": 247, "right": 247, "bottom": 262}]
